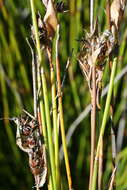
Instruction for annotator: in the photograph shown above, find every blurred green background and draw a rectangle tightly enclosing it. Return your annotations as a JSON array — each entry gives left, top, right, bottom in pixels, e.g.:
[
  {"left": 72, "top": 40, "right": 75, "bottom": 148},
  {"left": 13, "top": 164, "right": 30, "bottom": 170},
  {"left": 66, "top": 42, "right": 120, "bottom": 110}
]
[{"left": 0, "top": 0, "right": 127, "bottom": 189}]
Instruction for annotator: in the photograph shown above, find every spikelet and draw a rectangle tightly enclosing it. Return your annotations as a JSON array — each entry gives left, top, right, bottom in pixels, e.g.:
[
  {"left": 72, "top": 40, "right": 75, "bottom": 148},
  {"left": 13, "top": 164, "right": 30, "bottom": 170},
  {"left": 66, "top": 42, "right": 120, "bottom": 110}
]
[{"left": 44, "top": 0, "right": 58, "bottom": 38}]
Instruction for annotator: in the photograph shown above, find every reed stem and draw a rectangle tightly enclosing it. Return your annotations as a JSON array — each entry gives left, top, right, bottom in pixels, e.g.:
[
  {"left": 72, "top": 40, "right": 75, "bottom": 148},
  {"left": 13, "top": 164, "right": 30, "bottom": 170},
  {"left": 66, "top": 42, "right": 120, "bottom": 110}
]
[
  {"left": 91, "top": 57, "right": 117, "bottom": 190},
  {"left": 89, "top": 1, "right": 96, "bottom": 189},
  {"left": 56, "top": 25, "right": 72, "bottom": 190}
]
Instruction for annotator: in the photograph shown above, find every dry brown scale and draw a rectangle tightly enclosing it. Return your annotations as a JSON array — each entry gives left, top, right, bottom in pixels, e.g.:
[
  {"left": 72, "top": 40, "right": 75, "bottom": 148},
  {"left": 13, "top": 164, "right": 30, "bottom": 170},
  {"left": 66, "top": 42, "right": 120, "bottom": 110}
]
[
  {"left": 78, "top": 25, "right": 116, "bottom": 109},
  {"left": 12, "top": 113, "right": 47, "bottom": 188}
]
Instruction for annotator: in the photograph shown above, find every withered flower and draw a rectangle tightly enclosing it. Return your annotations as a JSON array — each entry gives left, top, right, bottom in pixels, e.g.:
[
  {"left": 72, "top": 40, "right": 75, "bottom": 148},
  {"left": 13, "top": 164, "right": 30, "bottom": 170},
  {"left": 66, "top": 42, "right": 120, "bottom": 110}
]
[
  {"left": 78, "top": 27, "right": 115, "bottom": 108},
  {"left": 44, "top": 0, "right": 58, "bottom": 38}
]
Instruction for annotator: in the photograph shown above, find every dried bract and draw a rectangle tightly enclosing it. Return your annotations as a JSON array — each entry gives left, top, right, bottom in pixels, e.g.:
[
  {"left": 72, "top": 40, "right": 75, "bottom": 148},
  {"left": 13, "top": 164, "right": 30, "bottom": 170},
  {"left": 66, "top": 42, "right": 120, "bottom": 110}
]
[
  {"left": 110, "top": 0, "right": 127, "bottom": 30},
  {"left": 44, "top": 0, "right": 58, "bottom": 38}
]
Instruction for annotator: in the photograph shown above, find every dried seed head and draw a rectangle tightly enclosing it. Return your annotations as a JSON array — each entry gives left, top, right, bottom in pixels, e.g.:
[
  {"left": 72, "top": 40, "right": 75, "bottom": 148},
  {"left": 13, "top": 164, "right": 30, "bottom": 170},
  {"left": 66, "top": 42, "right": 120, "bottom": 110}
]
[
  {"left": 110, "top": 0, "right": 126, "bottom": 30},
  {"left": 78, "top": 26, "right": 116, "bottom": 109},
  {"left": 44, "top": 0, "right": 58, "bottom": 38}
]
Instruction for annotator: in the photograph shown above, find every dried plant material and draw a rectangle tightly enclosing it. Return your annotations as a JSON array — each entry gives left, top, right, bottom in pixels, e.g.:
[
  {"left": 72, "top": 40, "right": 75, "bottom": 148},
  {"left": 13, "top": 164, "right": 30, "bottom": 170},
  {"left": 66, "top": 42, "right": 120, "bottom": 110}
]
[
  {"left": 15, "top": 116, "right": 38, "bottom": 153},
  {"left": 31, "top": 13, "right": 51, "bottom": 48},
  {"left": 42, "top": 0, "right": 48, "bottom": 8},
  {"left": 78, "top": 29, "right": 115, "bottom": 108},
  {"left": 110, "top": 0, "right": 127, "bottom": 29},
  {"left": 12, "top": 113, "right": 47, "bottom": 188},
  {"left": 44, "top": 0, "right": 58, "bottom": 38},
  {"left": 29, "top": 145, "right": 47, "bottom": 188},
  {"left": 42, "top": 0, "right": 68, "bottom": 13}
]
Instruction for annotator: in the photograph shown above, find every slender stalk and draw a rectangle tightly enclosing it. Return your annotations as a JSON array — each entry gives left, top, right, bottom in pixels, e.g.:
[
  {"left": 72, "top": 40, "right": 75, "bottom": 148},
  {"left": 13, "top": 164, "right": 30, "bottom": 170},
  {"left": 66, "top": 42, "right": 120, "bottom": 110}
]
[
  {"left": 89, "top": 66, "right": 96, "bottom": 190},
  {"left": 52, "top": 36, "right": 61, "bottom": 189},
  {"left": 41, "top": 68, "right": 57, "bottom": 190},
  {"left": 98, "top": 137, "right": 103, "bottom": 190},
  {"left": 109, "top": 59, "right": 116, "bottom": 190},
  {"left": 91, "top": 57, "right": 117, "bottom": 190},
  {"left": 89, "top": 0, "right": 96, "bottom": 189},
  {"left": 30, "top": 0, "right": 41, "bottom": 61},
  {"left": 109, "top": 166, "right": 117, "bottom": 190},
  {"left": 56, "top": 25, "right": 72, "bottom": 190},
  {"left": 38, "top": 66, "right": 53, "bottom": 190},
  {"left": 31, "top": 49, "right": 37, "bottom": 118},
  {"left": 110, "top": 106, "right": 117, "bottom": 190},
  {"left": 37, "top": 61, "right": 48, "bottom": 147},
  {"left": 106, "top": 0, "right": 111, "bottom": 30}
]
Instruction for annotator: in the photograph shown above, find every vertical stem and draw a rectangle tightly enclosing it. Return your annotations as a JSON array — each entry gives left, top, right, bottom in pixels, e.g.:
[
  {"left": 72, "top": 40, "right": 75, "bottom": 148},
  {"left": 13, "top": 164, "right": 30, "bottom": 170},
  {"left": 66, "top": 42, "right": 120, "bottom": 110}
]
[
  {"left": 32, "top": 53, "right": 37, "bottom": 118},
  {"left": 109, "top": 58, "right": 116, "bottom": 190},
  {"left": 41, "top": 68, "right": 57, "bottom": 190},
  {"left": 56, "top": 25, "right": 72, "bottom": 190},
  {"left": 30, "top": 0, "right": 41, "bottom": 61},
  {"left": 106, "top": 0, "right": 111, "bottom": 30},
  {"left": 110, "top": 100, "right": 117, "bottom": 190},
  {"left": 91, "top": 57, "right": 117, "bottom": 190},
  {"left": 98, "top": 137, "right": 103, "bottom": 190},
  {"left": 39, "top": 67, "right": 53, "bottom": 190},
  {"left": 108, "top": 166, "right": 117, "bottom": 190},
  {"left": 89, "top": 0, "right": 96, "bottom": 189},
  {"left": 89, "top": 66, "right": 96, "bottom": 190}
]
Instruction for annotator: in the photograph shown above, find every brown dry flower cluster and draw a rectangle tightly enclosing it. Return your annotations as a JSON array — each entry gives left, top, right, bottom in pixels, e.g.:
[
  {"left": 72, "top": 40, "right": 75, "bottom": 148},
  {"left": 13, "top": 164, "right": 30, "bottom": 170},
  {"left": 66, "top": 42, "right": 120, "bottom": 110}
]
[
  {"left": 13, "top": 114, "right": 47, "bottom": 188},
  {"left": 78, "top": 0, "right": 126, "bottom": 108}
]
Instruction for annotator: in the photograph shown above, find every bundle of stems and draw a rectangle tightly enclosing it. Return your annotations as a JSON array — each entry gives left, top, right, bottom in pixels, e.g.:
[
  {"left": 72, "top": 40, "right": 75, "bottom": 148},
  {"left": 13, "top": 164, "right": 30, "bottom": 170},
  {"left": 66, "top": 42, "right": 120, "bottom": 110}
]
[{"left": 29, "top": 0, "right": 72, "bottom": 190}]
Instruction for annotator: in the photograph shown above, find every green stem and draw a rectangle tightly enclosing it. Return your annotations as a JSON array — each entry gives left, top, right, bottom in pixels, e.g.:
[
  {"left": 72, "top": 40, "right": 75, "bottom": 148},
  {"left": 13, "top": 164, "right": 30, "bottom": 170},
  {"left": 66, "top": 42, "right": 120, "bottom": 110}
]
[
  {"left": 39, "top": 80, "right": 53, "bottom": 190},
  {"left": 41, "top": 68, "right": 57, "bottom": 190},
  {"left": 47, "top": 46, "right": 60, "bottom": 189},
  {"left": 30, "top": 0, "right": 41, "bottom": 61},
  {"left": 50, "top": 37, "right": 61, "bottom": 188},
  {"left": 91, "top": 57, "right": 117, "bottom": 190},
  {"left": 56, "top": 25, "right": 72, "bottom": 190}
]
